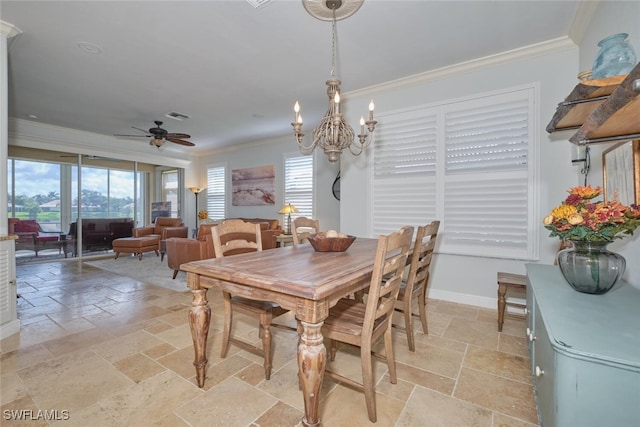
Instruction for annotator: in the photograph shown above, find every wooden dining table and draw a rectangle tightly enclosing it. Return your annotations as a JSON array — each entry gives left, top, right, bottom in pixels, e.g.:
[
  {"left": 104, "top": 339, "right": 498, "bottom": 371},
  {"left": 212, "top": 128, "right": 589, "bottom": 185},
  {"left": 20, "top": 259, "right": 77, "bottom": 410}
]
[{"left": 181, "top": 237, "right": 380, "bottom": 427}]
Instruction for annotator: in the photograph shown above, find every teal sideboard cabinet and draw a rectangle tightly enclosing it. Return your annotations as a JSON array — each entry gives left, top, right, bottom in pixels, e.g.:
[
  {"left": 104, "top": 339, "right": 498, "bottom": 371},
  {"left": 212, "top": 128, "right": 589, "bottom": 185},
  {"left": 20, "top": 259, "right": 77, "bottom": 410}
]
[{"left": 525, "top": 263, "right": 640, "bottom": 427}]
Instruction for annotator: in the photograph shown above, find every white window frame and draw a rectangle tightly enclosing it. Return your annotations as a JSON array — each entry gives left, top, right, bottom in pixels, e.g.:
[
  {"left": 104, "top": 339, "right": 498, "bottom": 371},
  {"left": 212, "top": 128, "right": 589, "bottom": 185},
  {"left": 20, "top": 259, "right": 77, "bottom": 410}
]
[
  {"left": 206, "top": 163, "right": 226, "bottom": 220},
  {"left": 283, "top": 153, "right": 314, "bottom": 221},
  {"left": 371, "top": 84, "right": 539, "bottom": 260}
]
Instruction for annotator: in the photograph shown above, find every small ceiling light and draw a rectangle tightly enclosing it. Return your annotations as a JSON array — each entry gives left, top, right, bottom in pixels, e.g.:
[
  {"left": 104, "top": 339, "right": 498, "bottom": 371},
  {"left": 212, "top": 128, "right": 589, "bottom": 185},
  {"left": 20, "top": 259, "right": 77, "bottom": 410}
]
[
  {"left": 246, "top": 0, "right": 270, "bottom": 9},
  {"left": 77, "top": 41, "right": 102, "bottom": 54},
  {"left": 165, "top": 112, "right": 190, "bottom": 121}
]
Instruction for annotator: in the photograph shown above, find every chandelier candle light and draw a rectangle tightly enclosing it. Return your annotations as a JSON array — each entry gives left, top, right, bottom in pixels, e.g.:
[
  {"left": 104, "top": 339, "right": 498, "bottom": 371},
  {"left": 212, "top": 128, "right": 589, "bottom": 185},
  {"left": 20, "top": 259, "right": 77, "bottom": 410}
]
[{"left": 292, "top": 0, "right": 376, "bottom": 163}]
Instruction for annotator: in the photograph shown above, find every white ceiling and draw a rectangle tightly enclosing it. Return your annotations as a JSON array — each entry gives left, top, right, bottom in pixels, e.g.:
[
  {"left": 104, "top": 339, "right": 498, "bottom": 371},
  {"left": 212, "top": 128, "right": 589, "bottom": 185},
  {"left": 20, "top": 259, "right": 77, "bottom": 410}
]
[{"left": 2, "top": 0, "right": 582, "bottom": 155}]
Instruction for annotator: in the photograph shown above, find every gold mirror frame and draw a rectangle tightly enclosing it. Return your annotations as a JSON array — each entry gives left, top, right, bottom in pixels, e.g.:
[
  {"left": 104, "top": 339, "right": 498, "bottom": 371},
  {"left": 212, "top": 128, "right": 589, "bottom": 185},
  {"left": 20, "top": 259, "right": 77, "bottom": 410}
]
[{"left": 602, "top": 139, "right": 640, "bottom": 204}]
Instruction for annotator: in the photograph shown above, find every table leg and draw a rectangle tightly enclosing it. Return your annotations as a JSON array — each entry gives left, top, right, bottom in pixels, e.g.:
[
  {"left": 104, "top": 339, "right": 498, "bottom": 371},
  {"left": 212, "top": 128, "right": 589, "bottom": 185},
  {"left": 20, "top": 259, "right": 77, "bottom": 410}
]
[
  {"left": 189, "top": 288, "right": 211, "bottom": 388},
  {"left": 298, "top": 320, "right": 326, "bottom": 427}
]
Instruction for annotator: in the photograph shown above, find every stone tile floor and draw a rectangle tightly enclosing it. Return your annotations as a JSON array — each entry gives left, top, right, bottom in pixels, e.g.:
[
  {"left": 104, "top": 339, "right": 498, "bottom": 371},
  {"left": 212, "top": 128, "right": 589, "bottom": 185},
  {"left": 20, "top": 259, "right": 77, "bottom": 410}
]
[{"left": 1, "top": 260, "right": 539, "bottom": 426}]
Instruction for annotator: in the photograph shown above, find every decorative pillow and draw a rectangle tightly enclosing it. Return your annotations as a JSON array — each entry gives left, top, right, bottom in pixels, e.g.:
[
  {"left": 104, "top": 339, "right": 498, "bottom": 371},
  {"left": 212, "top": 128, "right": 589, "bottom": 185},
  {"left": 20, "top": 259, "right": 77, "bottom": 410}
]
[{"left": 14, "top": 220, "right": 39, "bottom": 233}]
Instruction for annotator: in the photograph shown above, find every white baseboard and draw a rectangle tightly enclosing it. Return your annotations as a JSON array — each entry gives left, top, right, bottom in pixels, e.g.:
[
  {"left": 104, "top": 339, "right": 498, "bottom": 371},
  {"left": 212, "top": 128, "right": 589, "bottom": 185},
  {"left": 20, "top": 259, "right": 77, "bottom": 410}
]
[
  {"left": 0, "top": 319, "right": 21, "bottom": 341},
  {"left": 427, "top": 288, "right": 497, "bottom": 310}
]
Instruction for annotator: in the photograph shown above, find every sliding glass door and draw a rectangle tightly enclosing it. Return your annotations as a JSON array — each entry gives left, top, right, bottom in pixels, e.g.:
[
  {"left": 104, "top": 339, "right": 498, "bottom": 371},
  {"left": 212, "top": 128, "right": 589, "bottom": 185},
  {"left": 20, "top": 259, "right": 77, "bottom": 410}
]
[{"left": 8, "top": 156, "right": 148, "bottom": 261}]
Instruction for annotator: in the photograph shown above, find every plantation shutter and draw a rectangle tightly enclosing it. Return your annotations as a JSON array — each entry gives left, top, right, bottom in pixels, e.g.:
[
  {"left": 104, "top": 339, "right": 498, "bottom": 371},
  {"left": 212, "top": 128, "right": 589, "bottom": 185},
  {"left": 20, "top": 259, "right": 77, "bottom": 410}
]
[
  {"left": 441, "top": 90, "right": 532, "bottom": 258},
  {"left": 371, "top": 86, "right": 536, "bottom": 259},
  {"left": 284, "top": 154, "right": 314, "bottom": 219},
  {"left": 206, "top": 165, "right": 226, "bottom": 220},
  {"left": 372, "top": 109, "right": 437, "bottom": 236}
]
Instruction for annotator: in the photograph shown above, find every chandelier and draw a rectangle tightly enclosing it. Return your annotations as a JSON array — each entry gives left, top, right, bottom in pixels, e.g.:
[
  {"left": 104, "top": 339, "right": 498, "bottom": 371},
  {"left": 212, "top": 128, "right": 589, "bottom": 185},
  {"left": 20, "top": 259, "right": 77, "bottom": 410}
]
[{"left": 292, "top": 0, "right": 376, "bottom": 163}]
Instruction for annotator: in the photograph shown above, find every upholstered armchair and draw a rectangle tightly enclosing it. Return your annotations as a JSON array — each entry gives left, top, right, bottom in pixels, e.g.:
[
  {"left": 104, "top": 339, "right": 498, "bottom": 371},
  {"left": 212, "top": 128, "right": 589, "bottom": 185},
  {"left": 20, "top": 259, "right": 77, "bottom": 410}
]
[
  {"left": 132, "top": 217, "right": 188, "bottom": 249},
  {"left": 166, "top": 223, "right": 217, "bottom": 279}
]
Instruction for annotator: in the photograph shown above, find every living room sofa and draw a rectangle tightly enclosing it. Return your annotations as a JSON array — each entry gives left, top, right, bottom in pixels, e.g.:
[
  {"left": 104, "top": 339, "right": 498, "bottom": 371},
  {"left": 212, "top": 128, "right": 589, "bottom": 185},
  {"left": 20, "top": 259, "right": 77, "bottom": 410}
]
[
  {"left": 132, "top": 217, "right": 188, "bottom": 250},
  {"left": 165, "top": 218, "right": 281, "bottom": 279},
  {"left": 68, "top": 217, "right": 135, "bottom": 252}
]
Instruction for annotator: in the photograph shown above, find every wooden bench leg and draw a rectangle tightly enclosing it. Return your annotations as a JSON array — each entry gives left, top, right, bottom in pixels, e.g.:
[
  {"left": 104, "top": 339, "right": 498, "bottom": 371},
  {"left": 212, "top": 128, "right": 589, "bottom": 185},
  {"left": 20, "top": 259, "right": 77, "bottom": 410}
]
[{"left": 497, "top": 283, "right": 507, "bottom": 332}]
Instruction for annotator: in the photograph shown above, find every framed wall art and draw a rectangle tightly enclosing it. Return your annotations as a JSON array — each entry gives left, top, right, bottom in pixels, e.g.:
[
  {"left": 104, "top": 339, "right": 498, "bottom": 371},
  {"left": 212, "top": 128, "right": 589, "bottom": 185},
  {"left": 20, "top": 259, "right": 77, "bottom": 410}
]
[
  {"left": 232, "top": 165, "right": 275, "bottom": 206},
  {"left": 602, "top": 140, "right": 640, "bottom": 205}
]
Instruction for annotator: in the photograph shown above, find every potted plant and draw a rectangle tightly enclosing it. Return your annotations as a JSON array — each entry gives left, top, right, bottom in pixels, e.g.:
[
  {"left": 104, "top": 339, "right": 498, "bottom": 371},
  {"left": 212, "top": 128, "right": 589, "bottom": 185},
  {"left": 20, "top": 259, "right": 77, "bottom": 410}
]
[{"left": 543, "top": 185, "right": 640, "bottom": 294}]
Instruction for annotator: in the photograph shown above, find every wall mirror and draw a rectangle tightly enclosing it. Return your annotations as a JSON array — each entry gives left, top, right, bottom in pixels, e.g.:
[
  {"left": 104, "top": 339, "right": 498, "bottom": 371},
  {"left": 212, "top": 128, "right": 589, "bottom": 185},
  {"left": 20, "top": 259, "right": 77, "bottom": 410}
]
[{"left": 602, "top": 140, "right": 640, "bottom": 205}]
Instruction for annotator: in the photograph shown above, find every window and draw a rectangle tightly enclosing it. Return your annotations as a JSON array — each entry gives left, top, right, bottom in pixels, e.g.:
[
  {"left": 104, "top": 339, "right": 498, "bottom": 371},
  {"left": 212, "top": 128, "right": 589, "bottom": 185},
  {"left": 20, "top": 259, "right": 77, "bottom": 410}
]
[
  {"left": 206, "top": 164, "right": 226, "bottom": 220},
  {"left": 161, "top": 170, "right": 179, "bottom": 217},
  {"left": 372, "top": 86, "right": 537, "bottom": 260},
  {"left": 284, "top": 154, "right": 314, "bottom": 220}
]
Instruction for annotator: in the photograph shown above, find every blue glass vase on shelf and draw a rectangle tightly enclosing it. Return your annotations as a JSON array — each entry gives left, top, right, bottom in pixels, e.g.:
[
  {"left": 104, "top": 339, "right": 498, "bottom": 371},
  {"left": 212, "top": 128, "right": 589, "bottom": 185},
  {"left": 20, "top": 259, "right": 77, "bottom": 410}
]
[{"left": 592, "top": 33, "right": 637, "bottom": 79}]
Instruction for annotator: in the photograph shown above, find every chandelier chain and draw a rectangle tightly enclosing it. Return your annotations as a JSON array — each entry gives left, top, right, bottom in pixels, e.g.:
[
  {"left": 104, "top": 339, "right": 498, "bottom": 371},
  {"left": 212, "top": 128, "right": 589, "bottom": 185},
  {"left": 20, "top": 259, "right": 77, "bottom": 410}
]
[
  {"left": 331, "top": 9, "right": 337, "bottom": 78},
  {"left": 292, "top": 0, "right": 377, "bottom": 163}
]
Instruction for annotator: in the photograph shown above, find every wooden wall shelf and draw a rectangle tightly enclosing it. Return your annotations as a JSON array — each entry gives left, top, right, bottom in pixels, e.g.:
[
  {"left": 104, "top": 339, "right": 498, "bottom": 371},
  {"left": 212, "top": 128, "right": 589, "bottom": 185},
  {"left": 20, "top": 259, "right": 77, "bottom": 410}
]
[{"left": 547, "top": 62, "right": 640, "bottom": 145}]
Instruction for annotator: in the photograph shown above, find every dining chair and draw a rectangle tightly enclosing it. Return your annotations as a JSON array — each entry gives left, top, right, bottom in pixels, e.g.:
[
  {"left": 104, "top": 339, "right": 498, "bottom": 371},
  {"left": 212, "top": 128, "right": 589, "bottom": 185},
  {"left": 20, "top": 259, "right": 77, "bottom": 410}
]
[
  {"left": 291, "top": 216, "right": 320, "bottom": 245},
  {"left": 321, "top": 225, "right": 413, "bottom": 422},
  {"left": 211, "top": 219, "right": 290, "bottom": 380},
  {"left": 392, "top": 220, "right": 440, "bottom": 351}
]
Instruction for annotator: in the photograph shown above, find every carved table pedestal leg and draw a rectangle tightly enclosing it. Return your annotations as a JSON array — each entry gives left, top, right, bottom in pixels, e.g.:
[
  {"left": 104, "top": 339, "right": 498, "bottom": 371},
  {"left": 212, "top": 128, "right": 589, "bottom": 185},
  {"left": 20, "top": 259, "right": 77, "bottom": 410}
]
[
  {"left": 189, "top": 288, "right": 211, "bottom": 388},
  {"left": 298, "top": 320, "right": 326, "bottom": 427}
]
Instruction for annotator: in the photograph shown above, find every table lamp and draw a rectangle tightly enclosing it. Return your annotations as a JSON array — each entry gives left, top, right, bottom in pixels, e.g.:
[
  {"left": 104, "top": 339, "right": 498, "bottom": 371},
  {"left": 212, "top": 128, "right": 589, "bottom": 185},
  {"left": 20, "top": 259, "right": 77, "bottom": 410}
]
[{"left": 278, "top": 203, "right": 298, "bottom": 235}]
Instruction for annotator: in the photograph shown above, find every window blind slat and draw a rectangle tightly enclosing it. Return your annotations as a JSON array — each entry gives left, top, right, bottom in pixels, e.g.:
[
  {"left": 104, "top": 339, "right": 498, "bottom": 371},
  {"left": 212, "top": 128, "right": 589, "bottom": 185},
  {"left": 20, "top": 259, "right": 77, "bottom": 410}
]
[
  {"left": 207, "top": 165, "right": 226, "bottom": 220},
  {"left": 285, "top": 154, "right": 313, "bottom": 220},
  {"left": 372, "top": 87, "right": 535, "bottom": 259}
]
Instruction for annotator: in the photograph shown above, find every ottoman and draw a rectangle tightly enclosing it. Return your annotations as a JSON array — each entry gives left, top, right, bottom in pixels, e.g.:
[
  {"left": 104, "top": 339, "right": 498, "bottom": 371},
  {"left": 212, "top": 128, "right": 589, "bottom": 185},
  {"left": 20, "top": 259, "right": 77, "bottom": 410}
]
[{"left": 112, "top": 236, "right": 160, "bottom": 260}]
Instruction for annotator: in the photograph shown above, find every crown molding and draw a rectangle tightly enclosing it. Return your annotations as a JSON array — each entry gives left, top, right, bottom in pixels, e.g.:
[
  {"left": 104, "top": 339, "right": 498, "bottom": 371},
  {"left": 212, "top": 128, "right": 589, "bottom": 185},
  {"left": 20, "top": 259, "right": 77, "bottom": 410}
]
[
  {"left": 8, "top": 118, "right": 192, "bottom": 168},
  {"left": 348, "top": 36, "right": 577, "bottom": 98},
  {"left": 0, "top": 20, "right": 21, "bottom": 38}
]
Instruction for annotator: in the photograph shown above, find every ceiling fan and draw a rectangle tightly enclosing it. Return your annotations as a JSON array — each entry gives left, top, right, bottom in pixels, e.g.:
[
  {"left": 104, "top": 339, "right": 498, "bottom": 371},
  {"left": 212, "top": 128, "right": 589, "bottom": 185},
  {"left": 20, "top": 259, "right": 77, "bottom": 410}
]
[{"left": 115, "top": 120, "right": 195, "bottom": 147}]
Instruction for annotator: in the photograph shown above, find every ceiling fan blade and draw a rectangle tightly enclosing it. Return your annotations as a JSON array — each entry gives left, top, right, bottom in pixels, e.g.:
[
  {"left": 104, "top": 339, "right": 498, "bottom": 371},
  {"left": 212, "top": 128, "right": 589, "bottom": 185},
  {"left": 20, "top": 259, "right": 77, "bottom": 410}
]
[
  {"left": 166, "top": 137, "right": 195, "bottom": 147},
  {"left": 114, "top": 134, "right": 150, "bottom": 138},
  {"left": 132, "top": 126, "right": 152, "bottom": 134},
  {"left": 166, "top": 132, "right": 191, "bottom": 139}
]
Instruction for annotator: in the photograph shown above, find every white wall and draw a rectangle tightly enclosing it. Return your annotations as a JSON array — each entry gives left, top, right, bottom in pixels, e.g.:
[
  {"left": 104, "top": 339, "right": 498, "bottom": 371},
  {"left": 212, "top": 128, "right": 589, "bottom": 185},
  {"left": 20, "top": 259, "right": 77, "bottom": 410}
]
[
  {"left": 198, "top": 135, "right": 340, "bottom": 232},
  {"left": 192, "top": 12, "right": 640, "bottom": 307},
  {"left": 339, "top": 42, "right": 584, "bottom": 308}
]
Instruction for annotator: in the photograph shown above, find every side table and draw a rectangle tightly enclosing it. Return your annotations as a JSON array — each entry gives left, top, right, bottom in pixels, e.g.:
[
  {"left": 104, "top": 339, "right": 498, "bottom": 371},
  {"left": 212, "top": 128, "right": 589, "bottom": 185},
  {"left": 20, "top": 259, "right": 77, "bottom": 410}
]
[{"left": 276, "top": 234, "right": 294, "bottom": 247}]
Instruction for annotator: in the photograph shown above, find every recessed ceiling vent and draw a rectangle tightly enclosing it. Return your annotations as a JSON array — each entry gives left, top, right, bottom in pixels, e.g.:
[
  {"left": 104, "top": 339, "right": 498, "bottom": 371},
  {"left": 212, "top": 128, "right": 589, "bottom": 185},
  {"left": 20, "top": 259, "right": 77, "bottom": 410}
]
[
  {"left": 246, "top": 0, "right": 270, "bottom": 9},
  {"left": 165, "top": 112, "right": 190, "bottom": 121}
]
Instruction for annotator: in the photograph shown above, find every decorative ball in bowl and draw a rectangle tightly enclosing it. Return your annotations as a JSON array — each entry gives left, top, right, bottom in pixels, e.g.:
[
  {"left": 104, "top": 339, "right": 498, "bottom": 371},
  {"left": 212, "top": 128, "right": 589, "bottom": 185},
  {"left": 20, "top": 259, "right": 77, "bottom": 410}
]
[{"left": 307, "top": 231, "right": 356, "bottom": 252}]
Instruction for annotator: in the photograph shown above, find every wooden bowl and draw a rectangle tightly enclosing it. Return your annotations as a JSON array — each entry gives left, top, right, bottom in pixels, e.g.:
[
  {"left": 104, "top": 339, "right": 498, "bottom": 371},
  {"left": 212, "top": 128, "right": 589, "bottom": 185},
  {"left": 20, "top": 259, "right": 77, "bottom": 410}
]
[{"left": 307, "top": 234, "right": 356, "bottom": 252}]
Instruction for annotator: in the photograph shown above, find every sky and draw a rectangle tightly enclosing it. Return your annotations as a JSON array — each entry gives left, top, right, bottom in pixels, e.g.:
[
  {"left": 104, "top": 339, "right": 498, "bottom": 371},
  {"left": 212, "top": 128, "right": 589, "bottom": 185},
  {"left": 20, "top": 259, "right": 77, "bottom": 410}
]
[{"left": 9, "top": 159, "right": 136, "bottom": 199}]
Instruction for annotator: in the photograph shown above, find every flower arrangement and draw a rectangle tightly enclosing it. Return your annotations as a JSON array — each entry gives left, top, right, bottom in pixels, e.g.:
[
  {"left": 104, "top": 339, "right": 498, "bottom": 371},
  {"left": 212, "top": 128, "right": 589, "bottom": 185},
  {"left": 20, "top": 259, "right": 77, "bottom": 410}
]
[
  {"left": 197, "top": 210, "right": 209, "bottom": 220},
  {"left": 543, "top": 185, "right": 640, "bottom": 242}
]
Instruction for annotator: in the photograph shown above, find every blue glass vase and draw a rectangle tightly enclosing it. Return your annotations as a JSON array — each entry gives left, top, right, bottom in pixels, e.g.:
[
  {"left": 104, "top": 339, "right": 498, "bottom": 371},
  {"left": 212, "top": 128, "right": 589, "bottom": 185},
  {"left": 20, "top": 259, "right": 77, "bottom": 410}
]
[
  {"left": 592, "top": 33, "right": 637, "bottom": 79},
  {"left": 557, "top": 240, "right": 626, "bottom": 294}
]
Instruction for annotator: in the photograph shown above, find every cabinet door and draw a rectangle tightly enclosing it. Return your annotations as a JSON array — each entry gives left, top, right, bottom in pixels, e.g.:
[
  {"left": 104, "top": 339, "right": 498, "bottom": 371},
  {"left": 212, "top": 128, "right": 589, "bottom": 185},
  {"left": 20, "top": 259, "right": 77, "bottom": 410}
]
[
  {"left": 533, "top": 306, "right": 556, "bottom": 427},
  {"left": 525, "top": 281, "right": 536, "bottom": 374},
  {"left": 0, "top": 240, "right": 17, "bottom": 325}
]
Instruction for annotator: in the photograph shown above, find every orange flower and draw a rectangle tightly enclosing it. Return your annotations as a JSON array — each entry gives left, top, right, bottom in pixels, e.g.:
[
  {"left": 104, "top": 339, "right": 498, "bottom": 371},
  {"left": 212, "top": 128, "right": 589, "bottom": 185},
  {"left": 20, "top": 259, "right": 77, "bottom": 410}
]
[
  {"left": 568, "top": 185, "right": 601, "bottom": 200},
  {"left": 544, "top": 186, "right": 640, "bottom": 242}
]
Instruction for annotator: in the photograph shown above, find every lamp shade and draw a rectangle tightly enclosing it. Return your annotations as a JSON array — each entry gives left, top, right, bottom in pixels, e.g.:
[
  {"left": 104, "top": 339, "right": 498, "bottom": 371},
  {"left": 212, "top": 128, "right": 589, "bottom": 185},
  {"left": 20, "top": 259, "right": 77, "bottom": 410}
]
[
  {"left": 279, "top": 204, "right": 299, "bottom": 214},
  {"left": 189, "top": 187, "right": 204, "bottom": 194}
]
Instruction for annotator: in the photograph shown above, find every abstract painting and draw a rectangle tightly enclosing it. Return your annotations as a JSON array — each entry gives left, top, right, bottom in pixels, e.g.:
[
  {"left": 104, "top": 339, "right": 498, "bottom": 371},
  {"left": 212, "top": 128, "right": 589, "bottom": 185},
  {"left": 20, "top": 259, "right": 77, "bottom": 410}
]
[{"left": 232, "top": 165, "right": 275, "bottom": 206}]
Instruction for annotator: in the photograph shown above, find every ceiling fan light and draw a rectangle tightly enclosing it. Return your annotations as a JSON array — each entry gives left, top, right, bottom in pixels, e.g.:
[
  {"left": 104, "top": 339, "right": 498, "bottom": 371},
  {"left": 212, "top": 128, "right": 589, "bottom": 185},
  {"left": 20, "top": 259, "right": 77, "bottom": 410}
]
[{"left": 150, "top": 138, "right": 164, "bottom": 148}]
